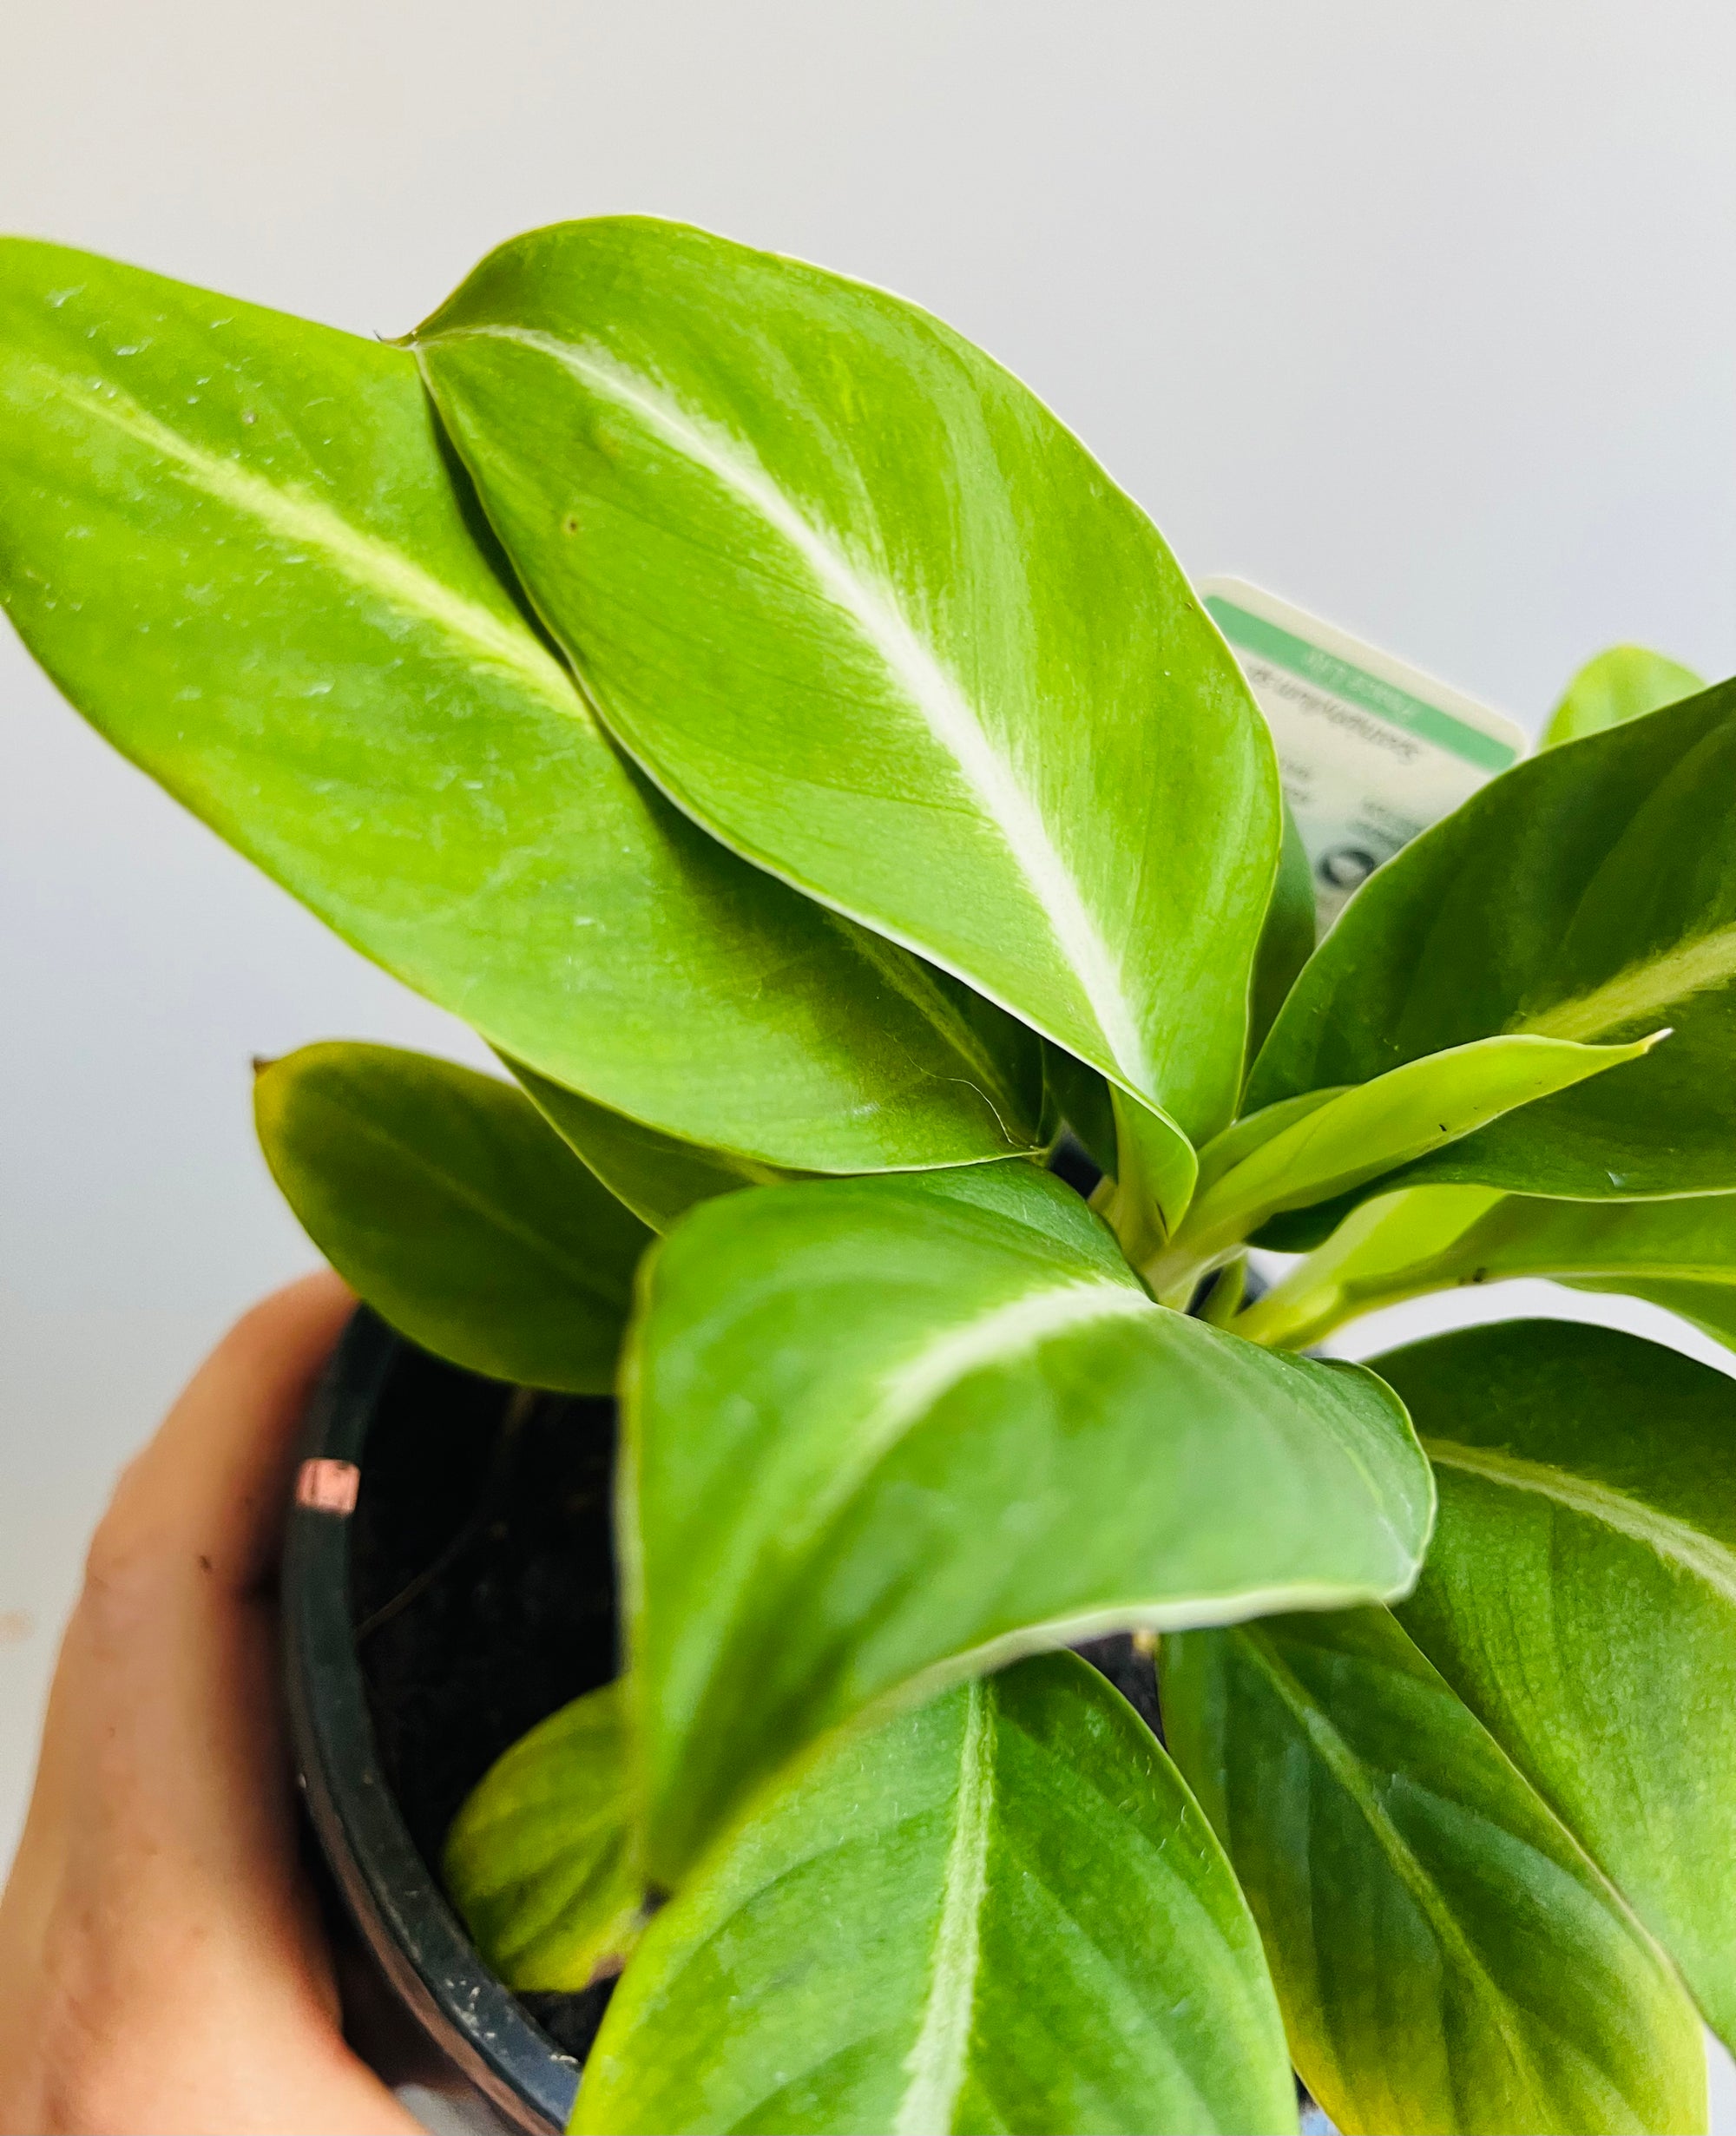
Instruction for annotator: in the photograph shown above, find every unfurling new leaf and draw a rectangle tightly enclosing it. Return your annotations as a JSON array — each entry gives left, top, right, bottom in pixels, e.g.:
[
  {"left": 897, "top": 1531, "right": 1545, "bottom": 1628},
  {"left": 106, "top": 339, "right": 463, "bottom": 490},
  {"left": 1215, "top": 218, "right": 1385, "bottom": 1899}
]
[{"left": 1544, "top": 644, "right": 1705, "bottom": 747}]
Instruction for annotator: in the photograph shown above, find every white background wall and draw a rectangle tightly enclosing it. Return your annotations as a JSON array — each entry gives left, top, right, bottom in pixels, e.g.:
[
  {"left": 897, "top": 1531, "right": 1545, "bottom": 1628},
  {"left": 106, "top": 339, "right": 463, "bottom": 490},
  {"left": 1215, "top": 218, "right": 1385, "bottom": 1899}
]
[{"left": 4, "top": 0, "right": 1736, "bottom": 2100}]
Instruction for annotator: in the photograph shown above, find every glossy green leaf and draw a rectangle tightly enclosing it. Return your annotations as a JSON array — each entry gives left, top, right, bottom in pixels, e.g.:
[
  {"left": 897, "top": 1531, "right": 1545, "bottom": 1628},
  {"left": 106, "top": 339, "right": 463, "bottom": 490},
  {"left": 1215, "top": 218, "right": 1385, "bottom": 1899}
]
[
  {"left": 255, "top": 1042, "right": 648, "bottom": 1391},
  {"left": 1248, "top": 1178, "right": 1423, "bottom": 1255},
  {"left": 0, "top": 238, "right": 1042, "bottom": 1173},
  {"left": 1248, "top": 803, "right": 1316, "bottom": 1064},
  {"left": 508, "top": 1055, "right": 807, "bottom": 1232},
  {"left": 1381, "top": 1320, "right": 1736, "bottom": 2054},
  {"left": 1440, "top": 1191, "right": 1736, "bottom": 1350},
  {"left": 1154, "top": 1031, "right": 1653, "bottom": 1297},
  {"left": 626, "top": 1161, "right": 1434, "bottom": 1883},
  {"left": 1240, "top": 1183, "right": 1736, "bottom": 1352},
  {"left": 1233, "top": 1186, "right": 1507, "bottom": 1351},
  {"left": 414, "top": 216, "right": 1280, "bottom": 1202},
  {"left": 576, "top": 1653, "right": 1295, "bottom": 2136},
  {"left": 1248, "top": 679, "right": 1736, "bottom": 1198},
  {"left": 1544, "top": 644, "right": 1705, "bottom": 748},
  {"left": 444, "top": 1680, "right": 642, "bottom": 1992},
  {"left": 1161, "top": 1608, "right": 1704, "bottom": 2136}
]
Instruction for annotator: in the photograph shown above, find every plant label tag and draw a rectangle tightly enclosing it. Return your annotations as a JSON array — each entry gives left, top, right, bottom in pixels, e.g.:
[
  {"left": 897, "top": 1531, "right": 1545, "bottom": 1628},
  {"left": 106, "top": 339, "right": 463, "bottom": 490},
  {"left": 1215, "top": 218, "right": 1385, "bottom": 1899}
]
[{"left": 1200, "top": 577, "right": 1528, "bottom": 927}]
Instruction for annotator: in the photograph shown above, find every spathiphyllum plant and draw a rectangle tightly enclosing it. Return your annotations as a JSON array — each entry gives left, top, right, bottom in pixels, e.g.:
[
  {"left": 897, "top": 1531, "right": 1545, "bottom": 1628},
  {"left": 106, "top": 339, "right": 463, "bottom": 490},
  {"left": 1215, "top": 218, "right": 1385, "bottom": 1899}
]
[{"left": 7, "top": 215, "right": 1736, "bottom": 2136}]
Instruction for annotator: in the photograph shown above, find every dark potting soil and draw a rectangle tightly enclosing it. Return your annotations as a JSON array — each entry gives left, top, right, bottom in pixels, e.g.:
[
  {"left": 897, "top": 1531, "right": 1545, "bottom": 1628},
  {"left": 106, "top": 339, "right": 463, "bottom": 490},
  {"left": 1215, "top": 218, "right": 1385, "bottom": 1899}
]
[
  {"left": 348, "top": 1341, "right": 621, "bottom": 2061},
  {"left": 1073, "top": 1632, "right": 1164, "bottom": 1741}
]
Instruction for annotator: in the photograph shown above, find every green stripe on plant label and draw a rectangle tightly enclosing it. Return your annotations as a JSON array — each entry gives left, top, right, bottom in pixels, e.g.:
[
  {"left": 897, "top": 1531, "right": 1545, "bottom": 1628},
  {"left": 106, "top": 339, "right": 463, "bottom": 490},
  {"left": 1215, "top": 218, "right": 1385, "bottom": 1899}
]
[{"left": 1206, "top": 597, "right": 1518, "bottom": 773}]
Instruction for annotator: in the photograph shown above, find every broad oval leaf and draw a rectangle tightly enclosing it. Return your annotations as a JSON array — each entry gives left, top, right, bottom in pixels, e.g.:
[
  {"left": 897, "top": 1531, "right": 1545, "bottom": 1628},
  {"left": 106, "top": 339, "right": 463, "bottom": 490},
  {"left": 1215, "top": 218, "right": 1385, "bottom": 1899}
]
[
  {"left": 1161, "top": 1607, "right": 1705, "bottom": 2136},
  {"left": 1154, "top": 1031, "right": 1652, "bottom": 1297},
  {"left": 507, "top": 1054, "right": 808, "bottom": 1232},
  {"left": 1247, "top": 680, "right": 1736, "bottom": 1198},
  {"left": 1380, "top": 1320, "right": 1736, "bottom": 2054},
  {"left": 1544, "top": 644, "right": 1705, "bottom": 748},
  {"left": 1248, "top": 802, "right": 1317, "bottom": 1063},
  {"left": 413, "top": 216, "right": 1281, "bottom": 1188},
  {"left": 0, "top": 238, "right": 1041, "bottom": 1173},
  {"left": 576, "top": 1653, "right": 1296, "bottom": 2136},
  {"left": 255, "top": 1042, "right": 649, "bottom": 1391},
  {"left": 626, "top": 1161, "right": 1434, "bottom": 1883},
  {"left": 444, "top": 1679, "right": 642, "bottom": 1991}
]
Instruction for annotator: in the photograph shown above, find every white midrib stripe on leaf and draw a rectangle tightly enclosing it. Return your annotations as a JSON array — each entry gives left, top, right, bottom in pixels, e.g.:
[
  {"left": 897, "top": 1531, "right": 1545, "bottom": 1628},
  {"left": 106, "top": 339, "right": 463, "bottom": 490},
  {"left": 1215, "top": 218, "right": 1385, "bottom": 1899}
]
[
  {"left": 1426, "top": 1438, "right": 1736, "bottom": 1602},
  {"left": 786, "top": 1277, "right": 1153, "bottom": 1552},
  {"left": 1516, "top": 921, "right": 1736, "bottom": 1042},
  {"left": 60, "top": 372, "right": 580, "bottom": 713},
  {"left": 436, "top": 323, "right": 1152, "bottom": 1092},
  {"left": 895, "top": 1678, "right": 995, "bottom": 2136}
]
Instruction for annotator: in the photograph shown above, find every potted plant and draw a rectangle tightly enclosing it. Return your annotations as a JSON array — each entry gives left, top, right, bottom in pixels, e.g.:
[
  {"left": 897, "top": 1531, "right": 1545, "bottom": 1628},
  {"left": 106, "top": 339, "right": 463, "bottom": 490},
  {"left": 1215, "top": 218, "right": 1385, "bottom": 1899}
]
[{"left": 3, "top": 214, "right": 1733, "bottom": 2136}]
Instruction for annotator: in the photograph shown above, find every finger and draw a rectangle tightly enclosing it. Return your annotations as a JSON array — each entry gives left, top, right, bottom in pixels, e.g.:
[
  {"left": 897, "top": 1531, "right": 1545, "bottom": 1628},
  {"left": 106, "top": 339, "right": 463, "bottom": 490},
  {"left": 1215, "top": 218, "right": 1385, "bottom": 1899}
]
[
  {"left": 21, "top": 1272, "right": 355, "bottom": 1913},
  {"left": 98, "top": 1269, "right": 353, "bottom": 1596},
  {"left": 0, "top": 1272, "right": 419, "bottom": 2132},
  {"left": 14, "top": 1271, "right": 355, "bottom": 1876}
]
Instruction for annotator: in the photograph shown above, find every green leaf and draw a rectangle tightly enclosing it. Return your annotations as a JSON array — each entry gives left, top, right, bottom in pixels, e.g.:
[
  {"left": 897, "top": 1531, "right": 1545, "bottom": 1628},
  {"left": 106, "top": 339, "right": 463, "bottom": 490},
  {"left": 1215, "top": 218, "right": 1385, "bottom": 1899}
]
[
  {"left": 1232, "top": 1186, "right": 1507, "bottom": 1351},
  {"left": 1434, "top": 1190, "right": 1736, "bottom": 1350},
  {"left": 1248, "top": 803, "right": 1316, "bottom": 1064},
  {"left": 507, "top": 1055, "right": 806, "bottom": 1232},
  {"left": 626, "top": 1161, "right": 1434, "bottom": 1883},
  {"left": 1161, "top": 1607, "right": 1705, "bottom": 2136},
  {"left": 444, "top": 1680, "right": 642, "bottom": 1991},
  {"left": 254, "top": 1042, "right": 648, "bottom": 1392},
  {"left": 575, "top": 1653, "right": 1296, "bottom": 2136},
  {"left": 412, "top": 216, "right": 1280, "bottom": 1200},
  {"left": 1154, "top": 1032, "right": 1653, "bottom": 1296},
  {"left": 1240, "top": 1184, "right": 1736, "bottom": 1353},
  {"left": 1248, "top": 678, "right": 1736, "bottom": 1198},
  {"left": 1544, "top": 644, "right": 1706, "bottom": 748},
  {"left": 0, "top": 238, "right": 1042, "bottom": 1174},
  {"left": 1380, "top": 1319, "right": 1736, "bottom": 2054}
]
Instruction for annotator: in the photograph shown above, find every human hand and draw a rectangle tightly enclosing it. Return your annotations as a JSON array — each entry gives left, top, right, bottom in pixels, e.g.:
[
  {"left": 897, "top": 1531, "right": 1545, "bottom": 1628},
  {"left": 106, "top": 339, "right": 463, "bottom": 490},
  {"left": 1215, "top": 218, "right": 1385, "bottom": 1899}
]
[{"left": 0, "top": 1273, "right": 422, "bottom": 2135}]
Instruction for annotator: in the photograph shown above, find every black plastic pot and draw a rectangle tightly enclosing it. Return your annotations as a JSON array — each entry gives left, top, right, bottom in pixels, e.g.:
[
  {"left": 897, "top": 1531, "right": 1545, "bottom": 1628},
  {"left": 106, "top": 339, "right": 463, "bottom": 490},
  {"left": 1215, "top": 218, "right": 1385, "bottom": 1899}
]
[
  {"left": 281, "top": 1269, "right": 1168, "bottom": 2133},
  {"left": 284, "top": 1309, "right": 613, "bottom": 2133}
]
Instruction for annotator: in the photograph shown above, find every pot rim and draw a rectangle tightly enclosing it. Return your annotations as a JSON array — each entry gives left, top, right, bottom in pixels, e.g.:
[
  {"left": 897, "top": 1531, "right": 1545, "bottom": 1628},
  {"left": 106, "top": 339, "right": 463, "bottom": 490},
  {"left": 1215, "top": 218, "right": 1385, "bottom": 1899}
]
[{"left": 282, "top": 1306, "right": 578, "bottom": 2134}]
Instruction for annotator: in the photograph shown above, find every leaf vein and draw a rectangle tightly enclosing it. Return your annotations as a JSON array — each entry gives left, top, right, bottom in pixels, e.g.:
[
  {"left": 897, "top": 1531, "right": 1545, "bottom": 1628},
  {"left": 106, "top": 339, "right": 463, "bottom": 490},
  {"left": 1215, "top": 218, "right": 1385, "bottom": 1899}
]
[
  {"left": 1236, "top": 1628, "right": 1550, "bottom": 2103},
  {"left": 1424, "top": 1437, "right": 1736, "bottom": 1602},
  {"left": 54, "top": 368, "right": 581, "bottom": 713},
  {"left": 895, "top": 1679, "right": 995, "bottom": 2135},
  {"left": 1516, "top": 921, "right": 1736, "bottom": 1042}
]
